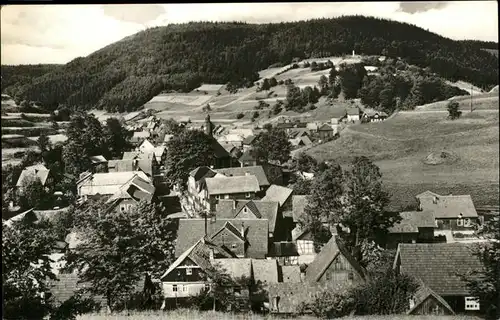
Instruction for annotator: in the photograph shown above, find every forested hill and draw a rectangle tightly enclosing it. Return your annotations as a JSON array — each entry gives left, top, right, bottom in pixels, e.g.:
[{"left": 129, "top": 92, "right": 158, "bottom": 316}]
[{"left": 2, "top": 16, "right": 498, "bottom": 113}]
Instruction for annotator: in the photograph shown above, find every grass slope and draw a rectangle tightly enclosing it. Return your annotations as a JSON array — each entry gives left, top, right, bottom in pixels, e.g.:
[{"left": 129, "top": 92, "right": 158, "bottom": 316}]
[{"left": 307, "top": 105, "right": 499, "bottom": 210}]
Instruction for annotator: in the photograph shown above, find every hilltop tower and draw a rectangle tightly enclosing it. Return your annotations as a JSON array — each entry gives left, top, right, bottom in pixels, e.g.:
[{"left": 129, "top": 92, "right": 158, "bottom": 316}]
[{"left": 204, "top": 113, "right": 213, "bottom": 137}]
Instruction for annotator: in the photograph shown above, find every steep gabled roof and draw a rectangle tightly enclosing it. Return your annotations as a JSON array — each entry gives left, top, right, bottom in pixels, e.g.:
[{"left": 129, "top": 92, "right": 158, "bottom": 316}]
[
  {"left": 205, "top": 175, "right": 260, "bottom": 196},
  {"left": 211, "top": 138, "right": 232, "bottom": 159},
  {"left": 407, "top": 283, "right": 455, "bottom": 315},
  {"left": 211, "top": 221, "right": 246, "bottom": 242},
  {"left": 305, "top": 236, "right": 366, "bottom": 283},
  {"left": 281, "top": 265, "right": 301, "bottom": 283},
  {"left": 16, "top": 163, "right": 50, "bottom": 187},
  {"left": 395, "top": 243, "right": 484, "bottom": 296},
  {"left": 262, "top": 185, "right": 293, "bottom": 207},
  {"left": 175, "top": 218, "right": 269, "bottom": 259},
  {"left": 416, "top": 190, "right": 441, "bottom": 198},
  {"left": 242, "top": 135, "right": 256, "bottom": 145},
  {"left": 347, "top": 107, "right": 360, "bottom": 115},
  {"left": 215, "top": 200, "right": 279, "bottom": 232},
  {"left": 388, "top": 210, "right": 436, "bottom": 233},
  {"left": 108, "top": 159, "right": 135, "bottom": 172},
  {"left": 318, "top": 123, "right": 333, "bottom": 131},
  {"left": 89, "top": 155, "right": 107, "bottom": 164},
  {"left": 215, "top": 166, "right": 270, "bottom": 187},
  {"left": 189, "top": 166, "right": 217, "bottom": 181}
]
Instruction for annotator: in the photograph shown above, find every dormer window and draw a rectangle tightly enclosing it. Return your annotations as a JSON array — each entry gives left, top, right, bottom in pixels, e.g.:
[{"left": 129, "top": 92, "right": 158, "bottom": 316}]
[
  {"left": 186, "top": 267, "right": 192, "bottom": 275},
  {"left": 245, "top": 193, "right": 251, "bottom": 198},
  {"left": 243, "top": 207, "right": 248, "bottom": 213}
]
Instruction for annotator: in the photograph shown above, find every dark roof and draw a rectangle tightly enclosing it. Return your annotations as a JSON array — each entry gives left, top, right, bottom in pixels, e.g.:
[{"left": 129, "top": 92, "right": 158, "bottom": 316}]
[
  {"left": 108, "top": 159, "right": 135, "bottom": 172},
  {"left": 418, "top": 194, "right": 478, "bottom": 218},
  {"left": 305, "top": 236, "right": 366, "bottom": 283},
  {"left": 239, "top": 150, "right": 256, "bottom": 162},
  {"left": 211, "top": 138, "right": 232, "bottom": 159},
  {"left": 407, "top": 283, "right": 455, "bottom": 315},
  {"left": 262, "top": 185, "right": 293, "bottom": 207},
  {"left": 242, "top": 135, "right": 256, "bottom": 145},
  {"left": 388, "top": 210, "right": 436, "bottom": 233},
  {"left": 215, "top": 200, "right": 279, "bottom": 232},
  {"left": 215, "top": 166, "right": 270, "bottom": 187},
  {"left": 395, "top": 243, "right": 484, "bottom": 296},
  {"left": 175, "top": 218, "right": 269, "bottom": 259},
  {"left": 318, "top": 123, "right": 333, "bottom": 131},
  {"left": 189, "top": 166, "right": 217, "bottom": 181}
]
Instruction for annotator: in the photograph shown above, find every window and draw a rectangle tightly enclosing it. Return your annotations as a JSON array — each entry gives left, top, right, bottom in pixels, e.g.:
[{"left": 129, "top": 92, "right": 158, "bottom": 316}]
[
  {"left": 186, "top": 267, "right": 192, "bottom": 275},
  {"left": 243, "top": 207, "right": 248, "bottom": 213},
  {"left": 120, "top": 205, "right": 126, "bottom": 212},
  {"left": 465, "top": 297, "right": 480, "bottom": 310},
  {"left": 245, "top": 193, "right": 251, "bottom": 198},
  {"left": 457, "top": 218, "right": 464, "bottom": 226},
  {"left": 464, "top": 218, "right": 471, "bottom": 227},
  {"left": 231, "top": 244, "right": 237, "bottom": 249},
  {"left": 182, "top": 285, "right": 187, "bottom": 292},
  {"left": 172, "top": 284, "right": 178, "bottom": 292}
]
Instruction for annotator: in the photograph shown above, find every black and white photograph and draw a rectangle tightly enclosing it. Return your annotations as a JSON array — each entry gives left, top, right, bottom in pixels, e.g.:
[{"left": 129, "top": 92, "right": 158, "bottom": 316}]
[{"left": 1, "top": 2, "right": 499, "bottom": 319}]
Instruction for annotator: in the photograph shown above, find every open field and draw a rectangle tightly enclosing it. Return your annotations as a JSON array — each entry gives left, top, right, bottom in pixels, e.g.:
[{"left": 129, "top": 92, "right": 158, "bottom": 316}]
[
  {"left": 416, "top": 92, "right": 499, "bottom": 111},
  {"left": 77, "top": 310, "right": 482, "bottom": 320},
  {"left": 307, "top": 109, "right": 499, "bottom": 210}
]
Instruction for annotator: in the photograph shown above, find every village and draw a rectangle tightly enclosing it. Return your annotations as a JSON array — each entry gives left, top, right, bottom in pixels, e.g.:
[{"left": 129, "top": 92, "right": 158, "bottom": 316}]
[
  {"left": 3, "top": 103, "right": 498, "bottom": 318},
  {"left": 2, "top": 4, "right": 499, "bottom": 320}
]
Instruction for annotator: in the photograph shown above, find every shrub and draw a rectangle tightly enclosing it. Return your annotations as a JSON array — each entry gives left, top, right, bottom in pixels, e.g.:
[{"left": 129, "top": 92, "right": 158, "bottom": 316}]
[
  {"left": 49, "top": 294, "right": 100, "bottom": 320},
  {"left": 300, "top": 288, "right": 354, "bottom": 318},
  {"left": 236, "top": 113, "right": 245, "bottom": 119},
  {"left": 252, "top": 111, "right": 259, "bottom": 119}
]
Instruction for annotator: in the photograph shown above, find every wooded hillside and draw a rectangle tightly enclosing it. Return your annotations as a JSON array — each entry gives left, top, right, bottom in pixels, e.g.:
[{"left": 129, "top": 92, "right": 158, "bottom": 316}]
[{"left": 2, "top": 16, "right": 498, "bottom": 112}]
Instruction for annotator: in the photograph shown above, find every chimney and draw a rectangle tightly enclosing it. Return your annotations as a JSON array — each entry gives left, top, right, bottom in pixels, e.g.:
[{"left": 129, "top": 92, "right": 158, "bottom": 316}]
[
  {"left": 232, "top": 200, "right": 236, "bottom": 210},
  {"left": 240, "top": 222, "right": 246, "bottom": 239},
  {"left": 209, "top": 248, "right": 214, "bottom": 261},
  {"left": 352, "top": 50, "right": 355, "bottom": 57},
  {"left": 433, "top": 196, "right": 438, "bottom": 204},
  {"left": 245, "top": 171, "right": 250, "bottom": 176}
]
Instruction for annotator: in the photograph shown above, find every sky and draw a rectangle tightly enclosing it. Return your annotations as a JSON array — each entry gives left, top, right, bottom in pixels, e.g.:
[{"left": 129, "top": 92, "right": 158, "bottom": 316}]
[{"left": 1, "top": 2, "right": 498, "bottom": 65}]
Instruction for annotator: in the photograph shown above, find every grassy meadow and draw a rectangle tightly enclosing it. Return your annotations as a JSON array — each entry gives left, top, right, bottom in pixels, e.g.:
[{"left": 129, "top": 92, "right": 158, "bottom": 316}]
[
  {"left": 307, "top": 107, "right": 499, "bottom": 210},
  {"left": 77, "top": 310, "right": 483, "bottom": 320}
]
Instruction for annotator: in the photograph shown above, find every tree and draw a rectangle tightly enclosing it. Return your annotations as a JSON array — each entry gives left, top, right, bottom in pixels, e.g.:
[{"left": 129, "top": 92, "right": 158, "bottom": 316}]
[
  {"left": 102, "top": 118, "right": 132, "bottom": 159},
  {"left": 164, "top": 129, "right": 217, "bottom": 190},
  {"left": 338, "top": 63, "right": 367, "bottom": 99},
  {"left": 318, "top": 75, "right": 329, "bottom": 95},
  {"left": 261, "top": 78, "right": 271, "bottom": 91},
  {"left": 269, "top": 77, "right": 278, "bottom": 87},
  {"left": 341, "top": 156, "right": 393, "bottom": 264},
  {"left": 65, "top": 200, "right": 177, "bottom": 311},
  {"left": 462, "top": 216, "right": 500, "bottom": 319},
  {"left": 161, "top": 118, "right": 184, "bottom": 135},
  {"left": 62, "top": 113, "right": 105, "bottom": 175},
  {"left": 18, "top": 177, "right": 51, "bottom": 210},
  {"left": 292, "top": 152, "right": 318, "bottom": 173},
  {"left": 252, "top": 127, "right": 291, "bottom": 165},
  {"left": 447, "top": 100, "right": 462, "bottom": 120},
  {"left": 272, "top": 100, "right": 283, "bottom": 115},
  {"left": 285, "top": 84, "right": 304, "bottom": 111},
  {"left": 38, "top": 132, "right": 51, "bottom": 153},
  {"left": 290, "top": 176, "right": 313, "bottom": 195},
  {"left": 2, "top": 219, "right": 58, "bottom": 319}
]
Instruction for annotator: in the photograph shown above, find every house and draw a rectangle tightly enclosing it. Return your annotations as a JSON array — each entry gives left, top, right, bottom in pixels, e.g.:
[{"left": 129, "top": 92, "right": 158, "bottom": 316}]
[
  {"left": 217, "top": 134, "right": 244, "bottom": 148},
  {"left": 163, "top": 134, "right": 174, "bottom": 145},
  {"left": 407, "top": 283, "right": 455, "bottom": 316},
  {"left": 214, "top": 199, "right": 286, "bottom": 241},
  {"left": 268, "top": 235, "right": 367, "bottom": 314},
  {"left": 105, "top": 175, "right": 156, "bottom": 213},
  {"left": 386, "top": 210, "right": 436, "bottom": 249},
  {"left": 306, "top": 122, "right": 320, "bottom": 132},
  {"left": 131, "top": 130, "right": 151, "bottom": 145},
  {"left": 219, "top": 142, "right": 241, "bottom": 159},
  {"left": 317, "top": 123, "right": 334, "bottom": 139},
  {"left": 122, "top": 151, "right": 157, "bottom": 178},
  {"left": 288, "top": 128, "right": 310, "bottom": 139},
  {"left": 416, "top": 192, "right": 479, "bottom": 231},
  {"left": 175, "top": 218, "right": 269, "bottom": 259},
  {"left": 288, "top": 195, "right": 317, "bottom": 263},
  {"left": 242, "top": 135, "right": 256, "bottom": 152},
  {"left": 330, "top": 109, "right": 347, "bottom": 124},
  {"left": 215, "top": 166, "right": 270, "bottom": 192},
  {"left": 362, "top": 110, "right": 388, "bottom": 123},
  {"left": 289, "top": 136, "right": 313, "bottom": 148},
  {"left": 228, "top": 128, "right": 254, "bottom": 139},
  {"left": 239, "top": 149, "right": 259, "bottom": 167},
  {"left": 205, "top": 175, "right": 260, "bottom": 211},
  {"left": 108, "top": 159, "right": 137, "bottom": 173},
  {"left": 262, "top": 185, "right": 294, "bottom": 213},
  {"left": 137, "top": 139, "right": 155, "bottom": 154},
  {"left": 185, "top": 166, "right": 224, "bottom": 213},
  {"left": 393, "top": 243, "right": 484, "bottom": 314},
  {"left": 16, "top": 163, "right": 52, "bottom": 194},
  {"left": 346, "top": 107, "right": 361, "bottom": 123},
  {"left": 153, "top": 146, "right": 167, "bottom": 164},
  {"left": 76, "top": 171, "right": 150, "bottom": 200},
  {"left": 89, "top": 155, "right": 108, "bottom": 173}
]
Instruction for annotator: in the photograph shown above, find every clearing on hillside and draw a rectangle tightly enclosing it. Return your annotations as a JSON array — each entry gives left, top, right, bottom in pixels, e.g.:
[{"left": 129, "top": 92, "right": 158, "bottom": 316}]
[{"left": 307, "top": 109, "right": 499, "bottom": 210}]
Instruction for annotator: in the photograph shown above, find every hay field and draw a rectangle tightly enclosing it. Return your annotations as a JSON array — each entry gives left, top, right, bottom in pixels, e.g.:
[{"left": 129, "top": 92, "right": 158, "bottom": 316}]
[
  {"left": 307, "top": 110, "right": 499, "bottom": 209},
  {"left": 416, "top": 93, "right": 499, "bottom": 111},
  {"left": 77, "top": 310, "right": 481, "bottom": 320}
]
